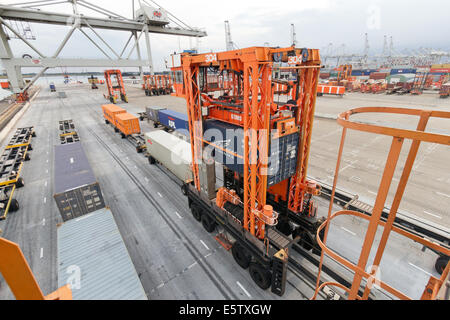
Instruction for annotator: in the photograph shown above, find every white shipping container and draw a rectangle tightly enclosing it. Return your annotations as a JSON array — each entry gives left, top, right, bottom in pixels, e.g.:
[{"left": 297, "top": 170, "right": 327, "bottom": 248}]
[{"left": 145, "top": 130, "right": 193, "bottom": 183}]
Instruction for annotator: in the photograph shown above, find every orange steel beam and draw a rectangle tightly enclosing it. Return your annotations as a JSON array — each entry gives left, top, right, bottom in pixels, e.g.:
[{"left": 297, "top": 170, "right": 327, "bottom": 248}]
[
  {"left": 288, "top": 63, "right": 321, "bottom": 213},
  {"left": 312, "top": 107, "right": 450, "bottom": 300},
  {"left": 0, "top": 238, "right": 72, "bottom": 300}
]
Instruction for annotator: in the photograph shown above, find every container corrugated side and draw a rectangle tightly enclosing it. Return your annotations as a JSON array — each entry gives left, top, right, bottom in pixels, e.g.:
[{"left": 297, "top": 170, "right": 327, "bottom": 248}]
[
  {"left": 203, "top": 120, "right": 298, "bottom": 186},
  {"left": 115, "top": 113, "right": 141, "bottom": 136},
  {"left": 145, "top": 130, "right": 193, "bottom": 182},
  {"left": 158, "top": 109, "right": 190, "bottom": 135},
  {"left": 146, "top": 106, "right": 166, "bottom": 123}
]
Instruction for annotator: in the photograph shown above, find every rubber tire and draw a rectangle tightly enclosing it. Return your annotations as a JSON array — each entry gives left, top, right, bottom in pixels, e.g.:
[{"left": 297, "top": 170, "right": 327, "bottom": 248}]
[
  {"left": 28, "top": 144, "right": 33, "bottom": 151},
  {"left": 114, "top": 127, "right": 119, "bottom": 133},
  {"left": 249, "top": 262, "right": 272, "bottom": 290},
  {"left": 148, "top": 156, "right": 156, "bottom": 164},
  {"left": 32, "top": 132, "right": 36, "bottom": 137},
  {"left": 15, "top": 177, "right": 24, "bottom": 188},
  {"left": 105, "top": 120, "right": 109, "bottom": 124},
  {"left": 191, "top": 204, "right": 202, "bottom": 222},
  {"left": 201, "top": 214, "right": 216, "bottom": 233},
  {"left": 136, "top": 147, "right": 142, "bottom": 153},
  {"left": 153, "top": 123, "right": 158, "bottom": 128},
  {"left": 121, "top": 133, "right": 126, "bottom": 139},
  {"left": 231, "top": 242, "right": 252, "bottom": 269},
  {"left": 140, "top": 117, "right": 144, "bottom": 121},
  {"left": 435, "top": 256, "right": 449, "bottom": 275},
  {"left": 276, "top": 218, "right": 293, "bottom": 236},
  {"left": 9, "top": 198, "right": 19, "bottom": 212},
  {"left": 25, "top": 153, "right": 30, "bottom": 161}
]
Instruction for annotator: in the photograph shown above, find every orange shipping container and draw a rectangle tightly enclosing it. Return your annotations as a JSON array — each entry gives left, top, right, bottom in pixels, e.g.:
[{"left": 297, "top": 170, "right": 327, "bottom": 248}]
[
  {"left": 115, "top": 112, "right": 140, "bottom": 136},
  {"left": 1, "top": 82, "right": 9, "bottom": 89},
  {"left": 101, "top": 104, "right": 126, "bottom": 125}
]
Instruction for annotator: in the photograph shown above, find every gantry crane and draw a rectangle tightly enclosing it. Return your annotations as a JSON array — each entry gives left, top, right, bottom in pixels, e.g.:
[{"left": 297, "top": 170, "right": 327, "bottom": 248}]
[
  {"left": 104, "top": 69, "right": 128, "bottom": 104},
  {"left": 180, "top": 46, "right": 322, "bottom": 294}
]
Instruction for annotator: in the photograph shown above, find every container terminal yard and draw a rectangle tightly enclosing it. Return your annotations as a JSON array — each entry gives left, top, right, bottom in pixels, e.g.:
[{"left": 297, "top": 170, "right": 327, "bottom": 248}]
[{"left": 0, "top": 0, "right": 449, "bottom": 306}]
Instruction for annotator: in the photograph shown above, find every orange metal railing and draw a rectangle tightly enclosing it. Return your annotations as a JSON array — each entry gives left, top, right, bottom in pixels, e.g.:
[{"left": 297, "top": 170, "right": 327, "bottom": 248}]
[{"left": 312, "top": 107, "right": 450, "bottom": 300}]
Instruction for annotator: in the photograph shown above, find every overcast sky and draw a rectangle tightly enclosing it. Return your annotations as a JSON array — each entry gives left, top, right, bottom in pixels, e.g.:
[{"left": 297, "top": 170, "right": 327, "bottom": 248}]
[{"left": 1, "top": 0, "right": 449, "bottom": 72}]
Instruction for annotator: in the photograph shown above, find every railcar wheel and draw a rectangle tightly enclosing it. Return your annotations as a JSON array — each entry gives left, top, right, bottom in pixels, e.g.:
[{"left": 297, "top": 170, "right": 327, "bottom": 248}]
[
  {"left": 201, "top": 214, "right": 216, "bottom": 233},
  {"left": 231, "top": 242, "right": 252, "bottom": 269},
  {"left": 249, "top": 262, "right": 272, "bottom": 290},
  {"left": 9, "top": 199, "right": 19, "bottom": 212},
  {"left": 191, "top": 204, "right": 202, "bottom": 221}
]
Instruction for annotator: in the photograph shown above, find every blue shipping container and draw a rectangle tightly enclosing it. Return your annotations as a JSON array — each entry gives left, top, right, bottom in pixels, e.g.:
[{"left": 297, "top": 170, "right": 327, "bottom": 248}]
[
  {"left": 204, "top": 120, "right": 298, "bottom": 186},
  {"left": 391, "top": 68, "right": 416, "bottom": 75},
  {"left": 157, "top": 109, "right": 190, "bottom": 135}
]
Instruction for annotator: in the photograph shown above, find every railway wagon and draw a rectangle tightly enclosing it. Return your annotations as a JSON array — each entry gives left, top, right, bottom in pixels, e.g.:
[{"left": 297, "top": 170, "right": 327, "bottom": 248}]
[
  {"left": 115, "top": 113, "right": 141, "bottom": 138},
  {"left": 101, "top": 104, "right": 126, "bottom": 126}
]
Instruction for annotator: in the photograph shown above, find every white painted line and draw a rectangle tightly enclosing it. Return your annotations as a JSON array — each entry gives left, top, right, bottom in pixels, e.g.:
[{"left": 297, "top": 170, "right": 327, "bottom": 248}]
[
  {"left": 46, "top": 159, "right": 48, "bottom": 163},
  {"left": 341, "top": 160, "right": 358, "bottom": 172},
  {"left": 341, "top": 227, "right": 356, "bottom": 236},
  {"left": 157, "top": 192, "right": 163, "bottom": 198},
  {"left": 42, "top": 218, "right": 45, "bottom": 226},
  {"left": 44, "top": 181, "right": 47, "bottom": 187},
  {"left": 436, "top": 192, "right": 450, "bottom": 198},
  {"left": 200, "top": 240, "right": 210, "bottom": 251},
  {"left": 144, "top": 177, "right": 149, "bottom": 182},
  {"left": 187, "top": 262, "right": 197, "bottom": 269},
  {"left": 156, "top": 283, "right": 164, "bottom": 289},
  {"left": 236, "top": 281, "right": 251, "bottom": 298},
  {"left": 423, "top": 211, "right": 442, "bottom": 219},
  {"left": 175, "top": 212, "right": 182, "bottom": 219},
  {"left": 46, "top": 169, "right": 48, "bottom": 173},
  {"left": 40, "top": 248, "right": 43, "bottom": 259},
  {"left": 43, "top": 197, "right": 46, "bottom": 204},
  {"left": 408, "top": 262, "right": 433, "bottom": 277},
  {"left": 368, "top": 190, "right": 377, "bottom": 196},
  {"left": 204, "top": 253, "right": 212, "bottom": 258},
  {"left": 134, "top": 165, "right": 137, "bottom": 169}
]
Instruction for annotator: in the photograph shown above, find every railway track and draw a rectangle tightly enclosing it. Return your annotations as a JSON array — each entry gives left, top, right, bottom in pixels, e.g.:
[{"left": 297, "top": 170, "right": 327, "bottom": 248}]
[{"left": 87, "top": 127, "right": 241, "bottom": 300}]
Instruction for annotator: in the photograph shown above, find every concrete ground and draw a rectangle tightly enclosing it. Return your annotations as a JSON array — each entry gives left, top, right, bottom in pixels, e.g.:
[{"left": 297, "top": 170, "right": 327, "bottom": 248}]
[{"left": 0, "top": 83, "right": 447, "bottom": 300}]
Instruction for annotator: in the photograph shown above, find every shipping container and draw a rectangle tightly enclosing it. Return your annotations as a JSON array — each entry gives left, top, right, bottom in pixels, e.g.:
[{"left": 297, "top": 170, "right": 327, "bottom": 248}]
[
  {"left": 158, "top": 109, "right": 190, "bottom": 134},
  {"left": 115, "top": 112, "right": 140, "bottom": 136},
  {"left": 54, "top": 142, "right": 105, "bottom": 222},
  {"left": 49, "top": 83, "right": 56, "bottom": 92},
  {"left": 390, "top": 68, "right": 416, "bottom": 75},
  {"left": 0, "top": 82, "right": 9, "bottom": 89},
  {"left": 203, "top": 120, "right": 298, "bottom": 187},
  {"left": 57, "top": 208, "right": 147, "bottom": 300},
  {"left": 369, "top": 72, "right": 389, "bottom": 80},
  {"left": 101, "top": 104, "right": 126, "bottom": 125},
  {"left": 146, "top": 106, "right": 166, "bottom": 124},
  {"left": 145, "top": 130, "right": 193, "bottom": 183}
]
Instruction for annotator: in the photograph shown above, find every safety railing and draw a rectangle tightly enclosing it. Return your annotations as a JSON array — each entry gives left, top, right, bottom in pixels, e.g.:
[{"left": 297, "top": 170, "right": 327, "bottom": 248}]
[{"left": 312, "top": 107, "right": 450, "bottom": 300}]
